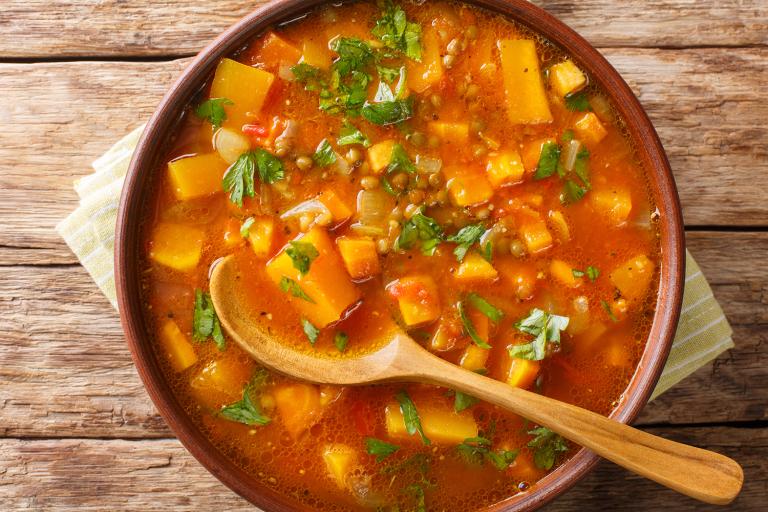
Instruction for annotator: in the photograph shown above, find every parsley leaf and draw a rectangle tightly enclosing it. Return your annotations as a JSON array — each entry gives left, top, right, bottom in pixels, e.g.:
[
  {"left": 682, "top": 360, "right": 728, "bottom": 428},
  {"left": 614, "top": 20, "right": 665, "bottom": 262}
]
[
  {"left": 562, "top": 179, "right": 587, "bottom": 204},
  {"left": 376, "top": 62, "right": 401, "bottom": 83},
  {"left": 372, "top": 0, "right": 422, "bottom": 61},
  {"left": 301, "top": 318, "right": 320, "bottom": 345},
  {"left": 291, "top": 63, "right": 326, "bottom": 91},
  {"left": 337, "top": 121, "right": 372, "bottom": 147},
  {"left": 286, "top": 241, "right": 319, "bottom": 275},
  {"left": 312, "top": 138, "right": 337, "bottom": 167},
  {"left": 572, "top": 268, "right": 585, "bottom": 278},
  {"left": 534, "top": 141, "right": 561, "bottom": 180},
  {"left": 447, "top": 224, "right": 486, "bottom": 262},
  {"left": 395, "top": 390, "right": 430, "bottom": 445},
  {"left": 457, "top": 435, "right": 518, "bottom": 470},
  {"left": 240, "top": 217, "right": 255, "bottom": 238},
  {"left": 219, "top": 376, "right": 271, "bottom": 426},
  {"left": 365, "top": 437, "right": 400, "bottom": 462},
  {"left": 223, "top": 149, "right": 285, "bottom": 206},
  {"left": 192, "top": 289, "right": 225, "bottom": 350},
  {"left": 586, "top": 265, "right": 600, "bottom": 281},
  {"left": 279, "top": 277, "right": 315, "bottom": 303},
  {"left": 561, "top": 129, "right": 574, "bottom": 143},
  {"left": 195, "top": 97, "right": 233, "bottom": 129},
  {"left": 527, "top": 427, "right": 569, "bottom": 470},
  {"left": 334, "top": 331, "right": 349, "bottom": 352},
  {"left": 601, "top": 300, "right": 619, "bottom": 322},
  {"left": 565, "top": 91, "right": 591, "bottom": 112},
  {"left": 361, "top": 76, "right": 413, "bottom": 125},
  {"left": 509, "top": 308, "right": 569, "bottom": 361},
  {"left": 387, "top": 143, "right": 417, "bottom": 174},
  {"left": 458, "top": 300, "right": 492, "bottom": 349},
  {"left": 454, "top": 391, "right": 479, "bottom": 412},
  {"left": 466, "top": 292, "right": 504, "bottom": 323},
  {"left": 395, "top": 211, "right": 444, "bottom": 255},
  {"left": 331, "top": 37, "right": 374, "bottom": 75}
]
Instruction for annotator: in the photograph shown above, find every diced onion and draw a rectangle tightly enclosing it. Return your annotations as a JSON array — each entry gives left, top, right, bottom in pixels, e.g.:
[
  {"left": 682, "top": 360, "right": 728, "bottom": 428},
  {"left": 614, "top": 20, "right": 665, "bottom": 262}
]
[
  {"left": 280, "top": 198, "right": 331, "bottom": 221},
  {"left": 563, "top": 139, "right": 582, "bottom": 173},
  {"left": 213, "top": 128, "right": 251, "bottom": 165},
  {"left": 355, "top": 189, "right": 392, "bottom": 227},
  {"left": 333, "top": 153, "right": 351, "bottom": 175},
  {"left": 415, "top": 155, "right": 442, "bottom": 174},
  {"left": 278, "top": 64, "right": 295, "bottom": 82}
]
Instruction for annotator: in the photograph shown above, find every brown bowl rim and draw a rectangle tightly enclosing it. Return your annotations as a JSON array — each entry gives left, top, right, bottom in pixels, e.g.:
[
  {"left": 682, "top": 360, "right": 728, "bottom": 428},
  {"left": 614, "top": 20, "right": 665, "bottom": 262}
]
[{"left": 115, "top": 0, "right": 685, "bottom": 510}]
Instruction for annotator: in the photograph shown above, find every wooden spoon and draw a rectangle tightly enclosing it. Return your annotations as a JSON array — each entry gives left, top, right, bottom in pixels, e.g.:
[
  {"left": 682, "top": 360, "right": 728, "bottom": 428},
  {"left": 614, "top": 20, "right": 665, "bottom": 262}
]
[{"left": 210, "top": 255, "right": 743, "bottom": 505}]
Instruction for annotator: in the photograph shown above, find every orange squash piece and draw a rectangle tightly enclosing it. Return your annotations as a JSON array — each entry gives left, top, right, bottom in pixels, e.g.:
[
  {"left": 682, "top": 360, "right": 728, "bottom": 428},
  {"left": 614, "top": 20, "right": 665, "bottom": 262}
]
[
  {"left": 274, "top": 382, "right": 323, "bottom": 438},
  {"left": 499, "top": 40, "right": 553, "bottom": 125},
  {"left": 167, "top": 153, "right": 228, "bottom": 201},
  {"left": 209, "top": 58, "right": 275, "bottom": 130}
]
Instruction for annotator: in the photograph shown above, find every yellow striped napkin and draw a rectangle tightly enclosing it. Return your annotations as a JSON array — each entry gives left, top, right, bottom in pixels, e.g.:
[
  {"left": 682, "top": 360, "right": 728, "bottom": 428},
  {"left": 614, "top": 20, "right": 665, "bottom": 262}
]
[{"left": 56, "top": 126, "right": 734, "bottom": 399}]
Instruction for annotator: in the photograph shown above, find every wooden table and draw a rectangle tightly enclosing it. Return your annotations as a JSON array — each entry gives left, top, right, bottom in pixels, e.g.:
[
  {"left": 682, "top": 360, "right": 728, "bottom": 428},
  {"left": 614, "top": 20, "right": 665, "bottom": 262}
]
[{"left": 1, "top": 1, "right": 765, "bottom": 510}]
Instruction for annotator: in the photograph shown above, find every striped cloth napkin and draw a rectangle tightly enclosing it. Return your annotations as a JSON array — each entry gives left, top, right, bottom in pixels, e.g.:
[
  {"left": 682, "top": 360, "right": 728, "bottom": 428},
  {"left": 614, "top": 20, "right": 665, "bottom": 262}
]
[{"left": 56, "top": 126, "right": 734, "bottom": 399}]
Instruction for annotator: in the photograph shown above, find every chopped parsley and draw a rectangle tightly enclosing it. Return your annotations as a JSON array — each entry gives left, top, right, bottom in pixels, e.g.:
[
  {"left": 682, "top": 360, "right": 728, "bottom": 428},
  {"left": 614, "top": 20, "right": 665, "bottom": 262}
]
[
  {"left": 565, "top": 90, "right": 591, "bottom": 112},
  {"left": 334, "top": 331, "right": 349, "bottom": 352},
  {"left": 562, "top": 148, "right": 592, "bottom": 204},
  {"left": 301, "top": 318, "right": 320, "bottom": 345},
  {"left": 337, "top": 121, "right": 372, "bottom": 147},
  {"left": 394, "top": 211, "right": 444, "bottom": 255},
  {"left": 454, "top": 391, "right": 479, "bottom": 412},
  {"left": 194, "top": 97, "right": 233, "bottom": 129},
  {"left": 560, "top": 129, "right": 574, "bottom": 143},
  {"left": 361, "top": 72, "right": 413, "bottom": 125},
  {"left": 573, "top": 265, "right": 600, "bottom": 281},
  {"left": 458, "top": 300, "right": 492, "bottom": 349},
  {"left": 279, "top": 276, "right": 315, "bottom": 303},
  {"left": 286, "top": 241, "right": 319, "bottom": 275},
  {"left": 387, "top": 143, "right": 417, "bottom": 174},
  {"left": 534, "top": 141, "right": 561, "bottom": 180},
  {"left": 219, "top": 372, "right": 271, "bottom": 426},
  {"left": 365, "top": 437, "right": 400, "bottom": 462},
  {"left": 466, "top": 292, "right": 504, "bottom": 323},
  {"left": 291, "top": 63, "right": 326, "bottom": 90},
  {"left": 372, "top": 0, "right": 422, "bottom": 61},
  {"left": 240, "top": 217, "right": 255, "bottom": 238},
  {"left": 601, "top": 300, "right": 619, "bottom": 322},
  {"left": 457, "top": 435, "right": 519, "bottom": 471},
  {"left": 192, "top": 289, "right": 225, "bottom": 351},
  {"left": 508, "top": 308, "right": 569, "bottom": 361},
  {"left": 223, "top": 149, "right": 284, "bottom": 207},
  {"left": 395, "top": 390, "right": 430, "bottom": 445},
  {"left": 447, "top": 223, "right": 486, "bottom": 262},
  {"left": 527, "top": 427, "right": 569, "bottom": 470},
  {"left": 312, "top": 138, "right": 337, "bottom": 167}
]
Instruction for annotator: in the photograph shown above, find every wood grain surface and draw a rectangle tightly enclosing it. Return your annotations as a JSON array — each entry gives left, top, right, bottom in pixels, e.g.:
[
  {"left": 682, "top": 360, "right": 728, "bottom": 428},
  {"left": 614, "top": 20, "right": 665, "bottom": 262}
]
[{"left": 0, "top": 0, "right": 765, "bottom": 510}]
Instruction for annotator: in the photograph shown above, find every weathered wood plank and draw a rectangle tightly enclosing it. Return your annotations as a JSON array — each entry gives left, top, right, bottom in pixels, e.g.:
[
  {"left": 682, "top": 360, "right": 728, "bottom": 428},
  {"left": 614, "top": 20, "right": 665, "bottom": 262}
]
[
  {"left": 0, "top": 48, "right": 765, "bottom": 265},
  {"left": 0, "top": 427, "right": 764, "bottom": 510},
  {"left": 0, "top": 232, "right": 764, "bottom": 438},
  {"left": 0, "top": 0, "right": 765, "bottom": 59}
]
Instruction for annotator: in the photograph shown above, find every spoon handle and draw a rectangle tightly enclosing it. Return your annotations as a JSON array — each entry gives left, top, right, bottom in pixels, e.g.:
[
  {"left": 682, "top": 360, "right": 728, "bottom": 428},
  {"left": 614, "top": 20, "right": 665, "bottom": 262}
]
[{"left": 415, "top": 354, "right": 743, "bottom": 505}]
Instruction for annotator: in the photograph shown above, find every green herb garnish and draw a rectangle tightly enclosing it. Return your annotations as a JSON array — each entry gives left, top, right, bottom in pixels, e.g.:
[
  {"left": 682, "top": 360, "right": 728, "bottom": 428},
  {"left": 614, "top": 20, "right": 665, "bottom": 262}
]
[
  {"left": 527, "top": 427, "right": 569, "bottom": 470},
  {"left": 565, "top": 91, "right": 591, "bottom": 112},
  {"left": 361, "top": 73, "right": 413, "bottom": 126},
  {"left": 365, "top": 437, "right": 400, "bottom": 462},
  {"left": 395, "top": 390, "right": 430, "bottom": 445},
  {"left": 279, "top": 277, "right": 315, "bottom": 303},
  {"left": 508, "top": 308, "right": 569, "bottom": 361},
  {"left": 387, "top": 143, "right": 417, "bottom": 174},
  {"left": 466, "top": 292, "right": 504, "bottom": 323},
  {"left": 219, "top": 374, "right": 271, "bottom": 426},
  {"left": 334, "top": 331, "right": 349, "bottom": 352},
  {"left": 337, "top": 121, "right": 372, "bottom": 147},
  {"left": 312, "top": 138, "right": 337, "bottom": 167},
  {"left": 240, "top": 217, "right": 255, "bottom": 238},
  {"left": 447, "top": 223, "right": 486, "bottom": 262},
  {"left": 534, "top": 141, "right": 561, "bottom": 180},
  {"left": 223, "top": 149, "right": 284, "bottom": 207},
  {"left": 286, "top": 241, "right": 319, "bottom": 275},
  {"left": 457, "top": 435, "right": 518, "bottom": 470},
  {"left": 395, "top": 211, "right": 444, "bottom": 255},
  {"left": 601, "top": 300, "right": 619, "bottom": 322},
  {"left": 454, "top": 391, "right": 479, "bottom": 412},
  {"left": 458, "top": 300, "right": 492, "bottom": 349},
  {"left": 195, "top": 97, "right": 233, "bottom": 129},
  {"left": 192, "top": 289, "right": 225, "bottom": 350},
  {"left": 372, "top": 0, "right": 422, "bottom": 61},
  {"left": 301, "top": 318, "right": 320, "bottom": 345}
]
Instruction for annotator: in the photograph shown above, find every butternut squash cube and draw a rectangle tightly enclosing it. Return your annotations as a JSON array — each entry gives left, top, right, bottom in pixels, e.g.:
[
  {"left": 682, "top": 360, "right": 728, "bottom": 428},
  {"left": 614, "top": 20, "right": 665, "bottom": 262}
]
[
  {"left": 149, "top": 223, "right": 204, "bottom": 272},
  {"left": 518, "top": 220, "right": 553, "bottom": 254},
  {"left": 190, "top": 358, "right": 254, "bottom": 408},
  {"left": 549, "top": 60, "right": 587, "bottom": 97},
  {"left": 460, "top": 343, "right": 490, "bottom": 372},
  {"left": 167, "top": 153, "right": 228, "bottom": 200},
  {"left": 386, "top": 275, "right": 441, "bottom": 327},
  {"left": 246, "top": 218, "right": 274, "bottom": 258},
  {"left": 318, "top": 189, "right": 353, "bottom": 223},
  {"left": 609, "top": 254, "right": 655, "bottom": 302},
  {"left": 550, "top": 259, "right": 581, "bottom": 288},
  {"left": 258, "top": 32, "right": 302, "bottom": 67},
  {"left": 274, "top": 382, "right": 323, "bottom": 438},
  {"left": 385, "top": 402, "right": 478, "bottom": 444},
  {"left": 505, "top": 357, "right": 540, "bottom": 389},
  {"left": 209, "top": 58, "right": 275, "bottom": 130},
  {"left": 444, "top": 166, "right": 494, "bottom": 207},
  {"left": 322, "top": 445, "right": 358, "bottom": 488},
  {"left": 499, "top": 40, "right": 553, "bottom": 125},
  {"left": 486, "top": 150, "right": 525, "bottom": 188},
  {"left": 301, "top": 38, "right": 332, "bottom": 70},
  {"left": 589, "top": 188, "right": 633, "bottom": 226},
  {"left": 428, "top": 121, "right": 469, "bottom": 146},
  {"left": 158, "top": 319, "right": 198, "bottom": 373},
  {"left": 367, "top": 140, "right": 397, "bottom": 174},
  {"left": 406, "top": 26, "right": 443, "bottom": 93},
  {"left": 266, "top": 228, "right": 361, "bottom": 327},
  {"left": 455, "top": 252, "right": 498, "bottom": 282},
  {"left": 573, "top": 112, "right": 608, "bottom": 145},
  {"left": 336, "top": 237, "right": 380, "bottom": 280}
]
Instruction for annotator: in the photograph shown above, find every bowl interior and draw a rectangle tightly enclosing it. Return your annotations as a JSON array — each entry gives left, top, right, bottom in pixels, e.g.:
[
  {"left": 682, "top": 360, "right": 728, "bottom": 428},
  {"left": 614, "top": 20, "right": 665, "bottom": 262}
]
[{"left": 115, "top": 1, "right": 685, "bottom": 510}]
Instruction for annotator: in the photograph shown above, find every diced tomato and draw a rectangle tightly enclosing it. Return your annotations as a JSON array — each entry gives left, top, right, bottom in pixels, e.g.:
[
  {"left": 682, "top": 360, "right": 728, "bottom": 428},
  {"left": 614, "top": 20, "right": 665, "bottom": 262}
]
[{"left": 242, "top": 124, "right": 268, "bottom": 137}]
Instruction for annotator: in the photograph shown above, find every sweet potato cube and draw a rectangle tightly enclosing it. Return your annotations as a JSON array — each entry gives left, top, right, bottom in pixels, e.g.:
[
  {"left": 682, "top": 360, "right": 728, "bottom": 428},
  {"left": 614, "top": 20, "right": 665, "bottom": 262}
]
[
  {"left": 522, "top": 138, "right": 557, "bottom": 174},
  {"left": 149, "top": 223, "right": 204, "bottom": 272},
  {"left": 318, "top": 189, "right": 353, "bottom": 223},
  {"left": 386, "top": 275, "right": 441, "bottom": 327},
  {"left": 167, "top": 153, "right": 228, "bottom": 200},
  {"left": 158, "top": 320, "right": 198, "bottom": 373},
  {"left": 573, "top": 112, "right": 607, "bottom": 145},
  {"left": 209, "top": 58, "right": 275, "bottom": 130},
  {"left": 609, "top": 254, "right": 655, "bottom": 302},
  {"left": 455, "top": 252, "right": 498, "bottom": 282},
  {"left": 190, "top": 358, "right": 254, "bottom": 408},
  {"left": 499, "top": 39, "right": 553, "bottom": 125},
  {"left": 246, "top": 217, "right": 274, "bottom": 258},
  {"left": 301, "top": 38, "right": 332, "bottom": 70},
  {"left": 406, "top": 26, "right": 443, "bottom": 93},
  {"left": 258, "top": 32, "right": 302, "bottom": 67},
  {"left": 385, "top": 402, "right": 478, "bottom": 444},
  {"left": 518, "top": 220, "right": 553, "bottom": 254},
  {"left": 486, "top": 150, "right": 525, "bottom": 188},
  {"left": 505, "top": 357, "right": 540, "bottom": 389},
  {"left": 550, "top": 259, "right": 581, "bottom": 288},
  {"left": 444, "top": 166, "right": 494, "bottom": 207},
  {"left": 274, "top": 382, "right": 322, "bottom": 438},
  {"left": 266, "top": 228, "right": 361, "bottom": 327},
  {"left": 336, "top": 237, "right": 380, "bottom": 280},
  {"left": 367, "top": 140, "right": 397, "bottom": 174},
  {"left": 428, "top": 121, "right": 469, "bottom": 146},
  {"left": 589, "top": 188, "right": 633, "bottom": 226},
  {"left": 322, "top": 445, "right": 358, "bottom": 488},
  {"left": 460, "top": 343, "right": 490, "bottom": 372},
  {"left": 549, "top": 60, "right": 587, "bottom": 97}
]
